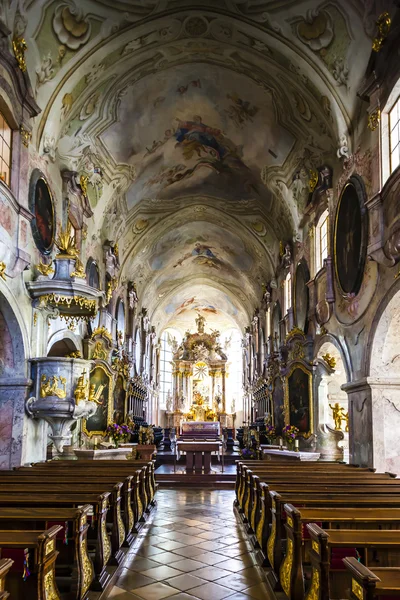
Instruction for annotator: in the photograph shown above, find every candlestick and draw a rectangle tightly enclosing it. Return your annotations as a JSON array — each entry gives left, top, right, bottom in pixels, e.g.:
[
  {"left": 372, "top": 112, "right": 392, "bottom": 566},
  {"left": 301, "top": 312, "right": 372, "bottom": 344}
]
[
  {"left": 279, "top": 437, "right": 283, "bottom": 449},
  {"left": 295, "top": 439, "right": 299, "bottom": 452}
]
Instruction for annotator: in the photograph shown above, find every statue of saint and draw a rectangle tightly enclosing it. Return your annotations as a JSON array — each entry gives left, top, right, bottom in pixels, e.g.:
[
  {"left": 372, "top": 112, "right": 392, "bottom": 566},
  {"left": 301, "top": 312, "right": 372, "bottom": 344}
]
[{"left": 195, "top": 312, "right": 206, "bottom": 334}]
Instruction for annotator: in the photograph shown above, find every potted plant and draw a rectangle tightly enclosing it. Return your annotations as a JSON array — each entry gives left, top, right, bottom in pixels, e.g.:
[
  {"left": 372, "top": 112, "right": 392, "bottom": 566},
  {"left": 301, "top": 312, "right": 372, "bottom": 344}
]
[{"left": 240, "top": 447, "right": 258, "bottom": 460}]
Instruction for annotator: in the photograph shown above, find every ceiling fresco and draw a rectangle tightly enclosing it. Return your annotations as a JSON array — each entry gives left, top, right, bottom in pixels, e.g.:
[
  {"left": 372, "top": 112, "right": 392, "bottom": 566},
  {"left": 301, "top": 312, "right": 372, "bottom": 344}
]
[
  {"left": 6, "top": 0, "right": 393, "bottom": 333},
  {"left": 100, "top": 63, "right": 295, "bottom": 209}
]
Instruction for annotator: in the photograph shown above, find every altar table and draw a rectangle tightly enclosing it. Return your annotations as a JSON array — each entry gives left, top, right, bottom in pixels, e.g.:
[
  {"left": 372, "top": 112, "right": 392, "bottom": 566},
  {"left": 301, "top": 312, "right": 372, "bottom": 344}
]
[
  {"left": 176, "top": 441, "right": 222, "bottom": 473},
  {"left": 262, "top": 448, "right": 320, "bottom": 461},
  {"left": 74, "top": 448, "right": 133, "bottom": 460}
]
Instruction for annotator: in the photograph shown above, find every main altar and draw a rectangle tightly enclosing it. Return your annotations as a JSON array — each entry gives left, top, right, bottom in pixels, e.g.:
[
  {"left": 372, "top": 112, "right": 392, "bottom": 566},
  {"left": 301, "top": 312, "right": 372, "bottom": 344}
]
[{"left": 166, "top": 314, "right": 234, "bottom": 430}]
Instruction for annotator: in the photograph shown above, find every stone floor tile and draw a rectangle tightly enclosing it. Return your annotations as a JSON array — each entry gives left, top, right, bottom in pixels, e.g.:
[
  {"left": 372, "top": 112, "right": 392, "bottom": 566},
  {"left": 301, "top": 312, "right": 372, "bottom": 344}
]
[
  {"left": 193, "top": 552, "right": 227, "bottom": 566},
  {"left": 196, "top": 530, "right": 224, "bottom": 541},
  {"left": 170, "top": 546, "right": 206, "bottom": 558},
  {"left": 194, "top": 540, "right": 227, "bottom": 552},
  {"left": 214, "top": 558, "right": 253, "bottom": 573},
  {"left": 124, "top": 558, "right": 162, "bottom": 572},
  {"left": 224, "top": 593, "right": 252, "bottom": 600},
  {"left": 165, "top": 573, "right": 207, "bottom": 591},
  {"left": 166, "top": 594, "right": 202, "bottom": 600},
  {"left": 215, "top": 574, "right": 255, "bottom": 592},
  {"left": 148, "top": 552, "right": 183, "bottom": 565},
  {"left": 117, "top": 569, "right": 156, "bottom": 591},
  {"left": 167, "top": 558, "right": 206, "bottom": 572},
  {"left": 187, "top": 582, "right": 232, "bottom": 600},
  {"left": 155, "top": 540, "right": 188, "bottom": 552},
  {"left": 238, "top": 567, "right": 264, "bottom": 582},
  {"left": 192, "top": 566, "right": 232, "bottom": 582},
  {"left": 133, "top": 582, "right": 180, "bottom": 600},
  {"left": 137, "top": 546, "right": 168, "bottom": 558},
  {"left": 107, "top": 585, "right": 143, "bottom": 598},
  {"left": 141, "top": 565, "right": 184, "bottom": 581}
]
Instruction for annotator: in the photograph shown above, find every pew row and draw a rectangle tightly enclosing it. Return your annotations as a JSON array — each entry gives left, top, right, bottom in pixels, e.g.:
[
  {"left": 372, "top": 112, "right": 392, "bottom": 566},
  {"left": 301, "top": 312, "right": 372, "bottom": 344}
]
[{"left": 344, "top": 557, "right": 400, "bottom": 600}]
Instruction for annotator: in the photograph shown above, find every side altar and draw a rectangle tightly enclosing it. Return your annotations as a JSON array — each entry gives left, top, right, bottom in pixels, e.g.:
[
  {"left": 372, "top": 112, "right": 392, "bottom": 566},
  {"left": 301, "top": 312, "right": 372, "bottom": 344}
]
[{"left": 166, "top": 314, "right": 234, "bottom": 430}]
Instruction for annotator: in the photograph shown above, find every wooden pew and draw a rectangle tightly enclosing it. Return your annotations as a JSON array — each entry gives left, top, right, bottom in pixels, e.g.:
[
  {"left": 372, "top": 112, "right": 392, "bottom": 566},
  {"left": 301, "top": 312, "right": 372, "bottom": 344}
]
[
  {"left": 0, "top": 482, "right": 126, "bottom": 564},
  {"left": 0, "top": 558, "right": 13, "bottom": 600},
  {"left": 268, "top": 499, "right": 400, "bottom": 578},
  {"left": 303, "top": 524, "right": 400, "bottom": 600},
  {"left": 0, "top": 526, "right": 62, "bottom": 600},
  {"left": 344, "top": 556, "right": 400, "bottom": 600},
  {"left": 0, "top": 491, "right": 111, "bottom": 588},
  {"left": 278, "top": 504, "right": 400, "bottom": 600},
  {"left": 0, "top": 504, "right": 101, "bottom": 597}
]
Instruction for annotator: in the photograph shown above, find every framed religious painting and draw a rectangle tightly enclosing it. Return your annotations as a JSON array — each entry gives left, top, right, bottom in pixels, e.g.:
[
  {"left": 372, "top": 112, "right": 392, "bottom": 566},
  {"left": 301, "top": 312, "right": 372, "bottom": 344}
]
[
  {"left": 271, "top": 375, "right": 286, "bottom": 436},
  {"left": 83, "top": 364, "right": 113, "bottom": 437},
  {"left": 113, "top": 374, "right": 127, "bottom": 424},
  {"left": 294, "top": 260, "right": 310, "bottom": 333},
  {"left": 334, "top": 177, "right": 368, "bottom": 296},
  {"left": 284, "top": 364, "right": 313, "bottom": 437},
  {"left": 29, "top": 169, "right": 55, "bottom": 255}
]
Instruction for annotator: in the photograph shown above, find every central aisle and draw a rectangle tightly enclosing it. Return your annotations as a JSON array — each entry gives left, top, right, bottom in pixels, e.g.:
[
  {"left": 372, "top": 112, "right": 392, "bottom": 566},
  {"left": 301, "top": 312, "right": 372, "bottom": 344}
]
[{"left": 106, "top": 489, "right": 273, "bottom": 600}]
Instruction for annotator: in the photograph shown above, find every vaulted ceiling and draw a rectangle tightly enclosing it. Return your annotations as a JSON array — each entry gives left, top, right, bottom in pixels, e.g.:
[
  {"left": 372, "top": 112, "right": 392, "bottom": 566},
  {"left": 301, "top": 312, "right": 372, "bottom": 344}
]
[{"left": 7, "top": 0, "right": 390, "bottom": 333}]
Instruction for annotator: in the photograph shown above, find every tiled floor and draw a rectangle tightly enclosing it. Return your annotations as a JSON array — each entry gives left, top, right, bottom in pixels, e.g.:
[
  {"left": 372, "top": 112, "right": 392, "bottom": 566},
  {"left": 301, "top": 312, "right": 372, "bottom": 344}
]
[{"left": 105, "top": 489, "right": 274, "bottom": 600}]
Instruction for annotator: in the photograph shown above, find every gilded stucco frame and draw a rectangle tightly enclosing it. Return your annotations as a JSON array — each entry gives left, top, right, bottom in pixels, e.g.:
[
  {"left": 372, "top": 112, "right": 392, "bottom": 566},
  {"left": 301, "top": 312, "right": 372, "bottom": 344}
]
[
  {"left": 82, "top": 363, "right": 113, "bottom": 437},
  {"left": 283, "top": 362, "right": 313, "bottom": 438}
]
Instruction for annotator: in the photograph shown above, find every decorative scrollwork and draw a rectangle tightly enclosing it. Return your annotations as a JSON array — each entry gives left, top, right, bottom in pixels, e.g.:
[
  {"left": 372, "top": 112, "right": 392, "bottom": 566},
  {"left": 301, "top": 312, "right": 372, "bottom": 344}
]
[
  {"left": 81, "top": 539, "right": 94, "bottom": 596},
  {"left": 372, "top": 12, "right": 391, "bottom": 52},
  {"left": 44, "top": 570, "right": 61, "bottom": 600},
  {"left": 280, "top": 537, "right": 294, "bottom": 597},
  {"left": 305, "top": 567, "right": 320, "bottom": 600},
  {"left": 368, "top": 109, "right": 381, "bottom": 131}
]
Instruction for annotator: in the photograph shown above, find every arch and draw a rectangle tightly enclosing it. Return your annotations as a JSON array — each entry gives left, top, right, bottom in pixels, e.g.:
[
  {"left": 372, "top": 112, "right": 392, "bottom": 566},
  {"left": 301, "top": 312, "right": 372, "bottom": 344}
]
[
  {"left": 46, "top": 329, "right": 83, "bottom": 357},
  {"left": 0, "top": 287, "right": 29, "bottom": 469},
  {"left": 86, "top": 257, "right": 100, "bottom": 289},
  {"left": 367, "top": 284, "right": 400, "bottom": 473}
]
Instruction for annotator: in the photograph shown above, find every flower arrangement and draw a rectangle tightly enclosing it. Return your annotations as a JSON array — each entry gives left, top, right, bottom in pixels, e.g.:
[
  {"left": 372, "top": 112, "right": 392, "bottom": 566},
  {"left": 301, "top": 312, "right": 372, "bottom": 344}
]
[
  {"left": 282, "top": 424, "right": 299, "bottom": 449},
  {"left": 265, "top": 424, "right": 276, "bottom": 442},
  {"left": 240, "top": 447, "right": 257, "bottom": 460},
  {"left": 106, "top": 423, "right": 132, "bottom": 448}
]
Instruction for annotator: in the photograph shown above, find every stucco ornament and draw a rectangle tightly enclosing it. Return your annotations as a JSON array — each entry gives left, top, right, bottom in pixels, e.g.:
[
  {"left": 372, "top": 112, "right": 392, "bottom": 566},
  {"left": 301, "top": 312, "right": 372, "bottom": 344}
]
[
  {"left": 53, "top": 3, "right": 91, "bottom": 50},
  {"left": 295, "top": 9, "right": 334, "bottom": 51}
]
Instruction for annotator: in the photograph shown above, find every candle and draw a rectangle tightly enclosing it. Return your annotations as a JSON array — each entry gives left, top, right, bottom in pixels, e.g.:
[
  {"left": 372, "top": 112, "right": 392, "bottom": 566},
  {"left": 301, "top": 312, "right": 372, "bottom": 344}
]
[
  {"left": 279, "top": 437, "right": 283, "bottom": 448},
  {"left": 295, "top": 439, "right": 299, "bottom": 451}
]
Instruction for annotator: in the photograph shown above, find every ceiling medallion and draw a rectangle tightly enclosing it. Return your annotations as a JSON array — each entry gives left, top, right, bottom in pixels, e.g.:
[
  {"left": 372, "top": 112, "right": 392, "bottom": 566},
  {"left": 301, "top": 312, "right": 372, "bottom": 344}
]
[{"left": 184, "top": 16, "right": 208, "bottom": 37}]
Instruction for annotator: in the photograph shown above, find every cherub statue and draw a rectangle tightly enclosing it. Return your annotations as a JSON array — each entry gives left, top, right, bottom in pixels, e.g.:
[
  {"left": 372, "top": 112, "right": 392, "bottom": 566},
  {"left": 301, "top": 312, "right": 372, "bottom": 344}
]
[{"left": 329, "top": 402, "right": 346, "bottom": 430}]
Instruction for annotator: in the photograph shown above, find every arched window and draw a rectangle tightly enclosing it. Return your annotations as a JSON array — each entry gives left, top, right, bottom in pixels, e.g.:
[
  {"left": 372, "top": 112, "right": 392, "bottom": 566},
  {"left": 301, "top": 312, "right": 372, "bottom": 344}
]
[
  {"left": 116, "top": 299, "right": 125, "bottom": 343},
  {"left": 284, "top": 271, "right": 292, "bottom": 315},
  {"left": 159, "top": 330, "right": 174, "bottom": 409},
  {"left": 315, "top": 209, "right": 329, "bottom": 274},
  {"left": 266, "top": 305, "right": 271, "bottom": 340},
  {"left": 0, "top": 110, "right": 12, "bottom": 187},
  {"left": 389, "top": 95, "right": 400, "bottom": 173},
  {"left": 381, "top": 81, "right": 400, "bottom": 184},
  {"left": 222, "top": 328, "right": 243, "bottom": 414}
]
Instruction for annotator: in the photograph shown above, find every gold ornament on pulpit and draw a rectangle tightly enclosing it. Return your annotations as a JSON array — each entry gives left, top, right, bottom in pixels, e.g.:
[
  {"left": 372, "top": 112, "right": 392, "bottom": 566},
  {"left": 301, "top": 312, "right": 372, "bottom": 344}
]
[
  {"left": 55, "top": 222, "right": 77, "bottom": 258},
  {"left": 36, "top": 259, "right": 54, "bottom": 276},
  {"left": 74, "top": 371, "right": 89, "bottom": 403},
  {"left": 88, "top": 382, "right": 105, "bottom": 405},
  {"left": 40, "top": 375, "right": 67, "bottom": 399}
]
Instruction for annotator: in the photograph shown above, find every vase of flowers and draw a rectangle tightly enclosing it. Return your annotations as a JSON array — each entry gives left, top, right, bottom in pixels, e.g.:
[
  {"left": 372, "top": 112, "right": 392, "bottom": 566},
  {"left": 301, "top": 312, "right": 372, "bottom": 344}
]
[
  {"left": 282, "top": 424, "right": 299, "bottom": 451},
  {"left": 265, "top": 425, "right": 276, "bottom": 445},
  {"left": 240, "top": 447, "right": 258, "bottom": 460},
  {"left": 106, "top": 423, "right": 132, "bottom": 448}
]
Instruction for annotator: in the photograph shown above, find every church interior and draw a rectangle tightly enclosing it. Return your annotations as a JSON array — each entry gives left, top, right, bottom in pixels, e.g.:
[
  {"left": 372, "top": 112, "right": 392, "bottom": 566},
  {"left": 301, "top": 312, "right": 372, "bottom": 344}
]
[{"left": 0, "top": 0, "right": 400, "bottom": 598}]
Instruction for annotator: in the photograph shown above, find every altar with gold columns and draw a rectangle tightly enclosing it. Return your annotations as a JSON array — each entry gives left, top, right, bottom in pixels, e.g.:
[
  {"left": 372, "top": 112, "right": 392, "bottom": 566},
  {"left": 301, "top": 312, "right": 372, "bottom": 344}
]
[{"left": 166, "top": 315, "right": 232, "bottom": 429}]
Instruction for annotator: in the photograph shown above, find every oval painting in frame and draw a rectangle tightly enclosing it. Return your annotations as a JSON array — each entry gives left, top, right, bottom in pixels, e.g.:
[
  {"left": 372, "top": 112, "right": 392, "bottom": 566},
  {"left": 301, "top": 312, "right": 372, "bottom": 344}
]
[
  {"left": 29, "top": 169, "right": 55, "bottom": 255},
  {"left": 334, "top": 177, "right": 368, "bottom": 296}
]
